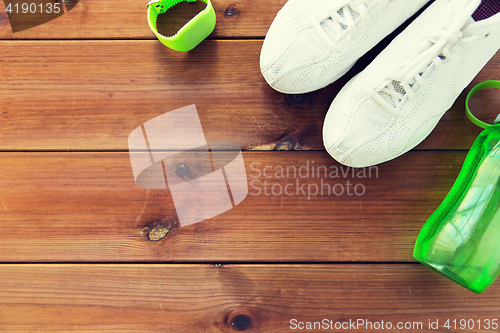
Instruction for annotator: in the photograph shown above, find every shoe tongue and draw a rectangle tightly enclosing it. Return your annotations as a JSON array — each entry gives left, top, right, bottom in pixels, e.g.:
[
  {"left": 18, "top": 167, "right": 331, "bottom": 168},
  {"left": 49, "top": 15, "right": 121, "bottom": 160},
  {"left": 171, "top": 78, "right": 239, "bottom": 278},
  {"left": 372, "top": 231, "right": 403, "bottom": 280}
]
[
  {"left": 448, "top": 0, "right": 480, "bottom": 17},
  {"left": 338, "top": 6, "right": 361, "bottom": 22},
  {"left": 320, "top": 20, "right": 338, "bottom": 41},
  {"left": 320, "top": 5, "right": 363, "bottom": 41},
  {"left": 441, "top": 0, "right": 480, "bottom": 32}
]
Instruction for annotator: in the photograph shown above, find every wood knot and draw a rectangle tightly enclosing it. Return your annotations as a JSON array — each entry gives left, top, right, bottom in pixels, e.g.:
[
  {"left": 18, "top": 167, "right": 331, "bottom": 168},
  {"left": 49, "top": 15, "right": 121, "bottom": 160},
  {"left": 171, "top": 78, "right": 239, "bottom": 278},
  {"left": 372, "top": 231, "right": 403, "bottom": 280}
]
[
  {"left": 0, "top": 12, "right": 9, "bottom": 26},
  {"left": 224, "top": 5, "right": 240, "bottom": 18},
  {"left": 141, "top": 223, "right": 172, "bottom": 241},
  {"left": 229, "top": 314, "right": 253, "bottom": 331},
  {"left": 274, "top": 133, "right": 298, "bottom": 151},
  {"left": 282, "top": 93, "right": 315, "bottom": 111},
  {"left": 174, "top": 163, "right": 191, "bottom": 177},
  {"left": 274, "top": 139, "right": 296, "bottom": 151},
  {"left": 286, "top": 94, "right": 312, "bottom": 105}
]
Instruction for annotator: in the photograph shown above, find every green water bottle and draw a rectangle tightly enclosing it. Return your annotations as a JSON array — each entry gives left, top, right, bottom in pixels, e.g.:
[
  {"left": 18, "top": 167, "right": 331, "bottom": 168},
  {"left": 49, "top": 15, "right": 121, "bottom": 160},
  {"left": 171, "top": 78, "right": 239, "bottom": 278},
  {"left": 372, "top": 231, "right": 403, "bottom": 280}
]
[{"left": 413, "top": 81, "right": 500, "bottom": 294}]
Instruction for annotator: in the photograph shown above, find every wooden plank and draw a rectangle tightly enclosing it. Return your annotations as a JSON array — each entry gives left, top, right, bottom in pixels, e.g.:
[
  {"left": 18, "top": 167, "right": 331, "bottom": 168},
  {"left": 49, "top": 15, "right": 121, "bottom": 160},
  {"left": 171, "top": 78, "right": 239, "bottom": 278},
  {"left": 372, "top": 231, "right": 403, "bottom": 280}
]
[
  {"left": 0, "top": 40, "right": 498, "bottom": 152},
  {"left": 0, "top": 0, "right": 286, "bottom": 39},
  {"left": 0, "top": 150, "right": 468, "bottom": 262},
  {"left": 0, "top": 264, "right": 498, "bottom": 332}
]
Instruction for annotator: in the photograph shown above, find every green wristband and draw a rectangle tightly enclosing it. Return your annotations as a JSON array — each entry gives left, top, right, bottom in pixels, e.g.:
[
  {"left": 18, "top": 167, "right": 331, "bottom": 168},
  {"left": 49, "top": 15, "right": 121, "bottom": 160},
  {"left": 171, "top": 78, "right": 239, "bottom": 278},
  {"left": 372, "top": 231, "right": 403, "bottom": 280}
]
[
  {"left": 465, "top": 80, "right": 500, "bottom": 129},
  {"left": 147, "top": 0, "right": 216, "bottom": 51}
]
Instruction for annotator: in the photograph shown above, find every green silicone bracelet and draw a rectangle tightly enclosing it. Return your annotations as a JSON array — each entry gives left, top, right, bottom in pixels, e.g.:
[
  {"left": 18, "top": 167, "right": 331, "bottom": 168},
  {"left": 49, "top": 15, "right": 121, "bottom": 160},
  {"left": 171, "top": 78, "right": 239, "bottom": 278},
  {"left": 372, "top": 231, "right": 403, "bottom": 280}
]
[
  {"left": 147, "top": 0, "right": 216, "bottom": 51},
  {"left": 465, "top": 80, "right": 500, "bottom": 129}
]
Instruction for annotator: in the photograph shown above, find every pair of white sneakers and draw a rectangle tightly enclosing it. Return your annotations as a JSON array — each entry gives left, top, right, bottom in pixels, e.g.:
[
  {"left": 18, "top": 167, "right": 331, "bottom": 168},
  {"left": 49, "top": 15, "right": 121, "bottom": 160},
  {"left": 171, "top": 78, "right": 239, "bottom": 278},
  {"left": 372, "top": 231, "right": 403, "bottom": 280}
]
[{"left": 260, "top": 0, "right": 500, "bottom": 167}]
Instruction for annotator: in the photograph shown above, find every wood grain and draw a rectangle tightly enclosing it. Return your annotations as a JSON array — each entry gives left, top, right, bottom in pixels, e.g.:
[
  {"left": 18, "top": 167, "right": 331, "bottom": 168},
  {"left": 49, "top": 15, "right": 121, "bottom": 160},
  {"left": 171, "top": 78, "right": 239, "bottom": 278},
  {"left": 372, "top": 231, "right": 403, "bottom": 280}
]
[
  {"left": 0, "top": 150, "right": 467, "bottom": 262},
  {"left": 1, "top": 0, "right": 499, "bottom": 327},
  {"left": 0, "top": 0, "right": 286, "bottom": 39},
  {"left": 0, "top": 264, "right": 498, "bottom": 332},
  {"left": 0, "top": 41, "right": 498, "bottom": 152}
]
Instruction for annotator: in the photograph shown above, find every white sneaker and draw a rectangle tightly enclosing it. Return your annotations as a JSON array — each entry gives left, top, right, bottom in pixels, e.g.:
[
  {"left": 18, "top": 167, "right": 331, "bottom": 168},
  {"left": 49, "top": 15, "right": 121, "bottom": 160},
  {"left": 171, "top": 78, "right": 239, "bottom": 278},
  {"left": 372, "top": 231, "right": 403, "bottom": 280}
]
[
  {"left": 260, "top": 0, "right": 431, "bottom": 94},
  {"left": 323, "top": 0, "right": 500, "bottom": 167}
]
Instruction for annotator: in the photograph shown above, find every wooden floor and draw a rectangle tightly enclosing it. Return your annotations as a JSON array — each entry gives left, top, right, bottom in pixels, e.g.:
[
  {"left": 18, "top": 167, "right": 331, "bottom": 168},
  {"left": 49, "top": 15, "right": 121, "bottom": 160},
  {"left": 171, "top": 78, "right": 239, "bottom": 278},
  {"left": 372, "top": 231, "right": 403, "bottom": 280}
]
[{"left": 1, "top": 0, "right": 500, "bottom": 331}]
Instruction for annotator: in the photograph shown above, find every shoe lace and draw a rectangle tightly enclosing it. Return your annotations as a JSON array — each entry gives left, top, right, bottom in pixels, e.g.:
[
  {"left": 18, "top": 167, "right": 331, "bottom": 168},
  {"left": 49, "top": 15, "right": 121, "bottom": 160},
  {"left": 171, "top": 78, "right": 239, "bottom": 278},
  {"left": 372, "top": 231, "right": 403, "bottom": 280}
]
[
  {"left": 312, "top": 0, "right": 389, "bottom": 52},
  {"left": 370, "top": 0, "right": 485, "bottom": 117}
]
